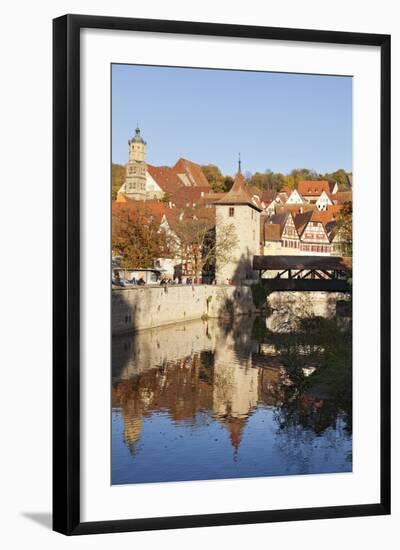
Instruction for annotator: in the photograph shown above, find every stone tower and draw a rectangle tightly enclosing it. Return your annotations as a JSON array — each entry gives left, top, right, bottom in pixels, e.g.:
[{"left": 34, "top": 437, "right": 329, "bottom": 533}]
[
  {"left": 215, "top": 169, "right": 262, "bottom": 284},
  {"left": 124, "top": 126, "right": 147, "bottom": 200}
]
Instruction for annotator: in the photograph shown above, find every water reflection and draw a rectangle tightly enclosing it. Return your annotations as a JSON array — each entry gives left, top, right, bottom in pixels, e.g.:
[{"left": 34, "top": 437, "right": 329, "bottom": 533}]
[{"left": 112, "top": 307, "right": 352, "bottom": 484}]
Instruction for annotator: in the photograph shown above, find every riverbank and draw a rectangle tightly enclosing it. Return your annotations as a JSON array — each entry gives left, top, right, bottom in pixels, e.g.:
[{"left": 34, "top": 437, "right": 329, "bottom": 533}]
[{"left": 112, "top": 284, "right": 255, "bottom": 334}]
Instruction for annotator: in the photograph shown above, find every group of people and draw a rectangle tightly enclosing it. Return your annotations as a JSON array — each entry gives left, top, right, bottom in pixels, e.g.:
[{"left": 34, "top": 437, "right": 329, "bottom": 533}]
[
  {"left": 112, "top": 272, "right": 146, "bottom": 287},
  {"left": 113, "top": 270, "right": 214, "bottom": 287},
  {"left": 159, "top": 276, "right": 193, "bottom": 286}
]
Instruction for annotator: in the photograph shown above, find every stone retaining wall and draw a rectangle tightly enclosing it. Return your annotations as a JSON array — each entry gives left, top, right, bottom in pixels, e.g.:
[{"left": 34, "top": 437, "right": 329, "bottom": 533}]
[
  {"left": 112, "top": 284, "right": 255, "bottom": 334},
  {"left": 266, "top": 291, "right": 351, "bottom": 332}
]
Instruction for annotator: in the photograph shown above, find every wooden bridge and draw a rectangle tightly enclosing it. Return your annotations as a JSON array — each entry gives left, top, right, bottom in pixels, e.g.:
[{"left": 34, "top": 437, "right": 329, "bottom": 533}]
[{"left": 253, "top": 255, "right": 352, "bottom": 292}]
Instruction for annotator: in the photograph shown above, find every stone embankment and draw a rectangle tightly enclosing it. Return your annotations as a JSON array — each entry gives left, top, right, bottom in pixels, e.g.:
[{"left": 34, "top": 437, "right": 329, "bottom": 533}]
[
  {"left": 266, "top": 291, "right": 351, "bottom": 332},
  {"left": 112, "top": 284, "right": 255, "bottom": 334}
]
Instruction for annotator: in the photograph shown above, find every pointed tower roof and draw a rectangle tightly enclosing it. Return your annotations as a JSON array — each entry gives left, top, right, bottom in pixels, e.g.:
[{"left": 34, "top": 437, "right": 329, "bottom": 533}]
[
  {"left": 219, "top": 416, "right": 249, "bottom": 461},
  {"left": 215, "top": 172, "right": 262, "bottom": 211}
]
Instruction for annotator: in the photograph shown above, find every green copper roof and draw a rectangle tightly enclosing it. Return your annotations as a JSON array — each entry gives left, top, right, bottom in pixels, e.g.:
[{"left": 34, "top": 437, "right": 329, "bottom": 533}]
[{"left": 130, "top": 126, "right": 146, "bottom": 144}]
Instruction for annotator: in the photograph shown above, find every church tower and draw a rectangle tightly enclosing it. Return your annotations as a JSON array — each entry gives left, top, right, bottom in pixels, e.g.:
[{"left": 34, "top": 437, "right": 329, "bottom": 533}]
[{"left": 124, "top": 126, "right": 147, "bottom": 200}]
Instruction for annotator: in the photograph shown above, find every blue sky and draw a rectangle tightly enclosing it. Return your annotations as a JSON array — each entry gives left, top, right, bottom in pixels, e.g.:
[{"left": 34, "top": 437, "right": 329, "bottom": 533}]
[{"left": 112, "top": 64, "right": 352, "bottom": 176}]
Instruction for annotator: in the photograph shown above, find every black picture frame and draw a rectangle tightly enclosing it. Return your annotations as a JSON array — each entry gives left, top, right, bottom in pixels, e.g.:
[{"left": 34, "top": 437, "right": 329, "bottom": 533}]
[{"left": 53, "top": 14, "right": 391, "bottom": 535}]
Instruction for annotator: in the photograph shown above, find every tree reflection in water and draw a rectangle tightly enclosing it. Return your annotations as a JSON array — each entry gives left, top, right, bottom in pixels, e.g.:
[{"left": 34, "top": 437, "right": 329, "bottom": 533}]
[{"left": 112, "top": 300, "right": 352, "bottom": 483}]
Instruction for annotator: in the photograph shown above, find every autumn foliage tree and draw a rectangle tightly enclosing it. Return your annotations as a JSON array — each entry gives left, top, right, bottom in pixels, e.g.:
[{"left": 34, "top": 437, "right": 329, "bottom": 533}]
[
  {"left": 171, "top": 213, "right": 238, "bottom": 279},
  {"left": 112, "top": 205, "right": 169, "bottom": 269},
  {"left": 112, "top": 163, "right": 125, "bottom": 200},
  {"left": 247, "top": 170, "right": 285, "bottom": 192},
  {"left": 334, "top": 201, "right": 352, "bottom": 257},
  {"left": 201, "top": 164, "right": 234, "bottom": 193},
  {"left": 323, "top": 169, "right": 352, "bottom": 190},
  {"left": 201, "top": 163, "right": 352, "bottom": 196},
  {"left": 246, "top": 168, "right": 352, "bottom": 193}
]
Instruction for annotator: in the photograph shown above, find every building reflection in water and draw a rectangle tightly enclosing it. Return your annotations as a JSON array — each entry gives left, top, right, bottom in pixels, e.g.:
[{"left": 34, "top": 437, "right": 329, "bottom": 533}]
[{"left": 112, "top": 308, "right": 351, "bottom": 457}]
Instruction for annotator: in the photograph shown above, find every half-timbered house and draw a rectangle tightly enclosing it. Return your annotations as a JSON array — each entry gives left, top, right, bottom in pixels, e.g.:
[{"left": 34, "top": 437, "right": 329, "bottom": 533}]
[
  {"left": 281, "top": 212, "right": 301, "bottom": 253},
  {"left": 298, "top": 210, "right": 331, "bottom": 255}
]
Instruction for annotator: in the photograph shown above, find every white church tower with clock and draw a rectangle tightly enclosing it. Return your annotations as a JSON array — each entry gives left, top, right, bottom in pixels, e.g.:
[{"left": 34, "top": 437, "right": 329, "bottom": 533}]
[{"left": 122, "top": 126, "right": 147, "bottom": 200}]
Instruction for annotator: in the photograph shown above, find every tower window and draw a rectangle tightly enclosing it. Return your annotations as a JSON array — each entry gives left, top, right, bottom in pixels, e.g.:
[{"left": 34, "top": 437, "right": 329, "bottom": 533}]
[{"left": 229, "top": 207, "right": 235, "bottom": 217}]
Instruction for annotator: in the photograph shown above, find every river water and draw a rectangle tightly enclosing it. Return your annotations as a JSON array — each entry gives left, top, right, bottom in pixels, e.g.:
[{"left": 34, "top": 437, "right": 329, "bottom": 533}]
[{"left": 112, "top": 310, "right": 352, "bottom": 485}]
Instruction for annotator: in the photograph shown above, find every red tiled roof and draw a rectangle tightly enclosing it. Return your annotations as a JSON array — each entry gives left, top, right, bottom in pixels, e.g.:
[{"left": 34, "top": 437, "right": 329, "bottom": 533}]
[
  {"left": 310, "top": 210, "right": 329, "bottom": 224},
  {"left": 191, "top": 206, "right": 216, "bottom": 225},
  {"left": 307, "top": 205, "right": 343, "bottom": 226},
  {"left": 172, "top": 158, "right": 210, "bottom": 188},
  {"left": 298, "top": 180, "right": 335, "bottom": 196},
  {"left": 112, "top": 199, "right": 167, "bottom": 226},
  {"left": 260, "top": 190, "right": 276, "bottom": 204},
  {"left": 147, "top": 158, "right": 210, "bottom": 194},
  {"left": 325, "top": 204, "right": 344, "bottom": 219},
  {"left": 215, "top": 173, "right": 262, "bottom": 210},
  {"left": 147, "top": 164, "right": 182, "bottom": 194},
  {"left": 269, "top": 204, "right": 344, "bottom": 240},
  {"left": 162, "top": 206, "right": 215, "bottom": 240},
  {"left": 170, "top": 186, "right": 212, "bottom": 208},
  {"left": 276, "top": 203, "right": 315, "bottom": 216},
  {"left": 202, "top": 192, "right": 225, "bottom": 204},
  {"left": 334, "top": 191, "right": 352, "bottom": 204}
]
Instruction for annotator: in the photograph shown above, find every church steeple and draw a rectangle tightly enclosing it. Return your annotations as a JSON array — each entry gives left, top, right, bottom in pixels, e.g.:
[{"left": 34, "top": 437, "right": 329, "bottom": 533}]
[
  {"left": 132, "top": 124, "right": 145, "bottom": 144},
  {"left": 238, "top": 152, "right": 241, "bottom": 174},
  {"left": 124, "top": 124, "right": 147, "bottom": 200}
]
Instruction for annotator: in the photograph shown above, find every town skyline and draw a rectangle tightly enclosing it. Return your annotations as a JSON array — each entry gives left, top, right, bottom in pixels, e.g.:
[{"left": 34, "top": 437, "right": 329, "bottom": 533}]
[
  {"left": 112, "top": 64, "right": 353, "bottom": 486},
  {"left": 112, "top": 64, "right": 352, "bottom": 175}
]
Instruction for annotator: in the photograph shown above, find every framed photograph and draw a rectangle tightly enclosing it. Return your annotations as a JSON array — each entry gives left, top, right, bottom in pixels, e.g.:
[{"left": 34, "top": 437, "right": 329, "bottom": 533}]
[{"left": 53, "top": 14, "right": 391, "bottom": 535}]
